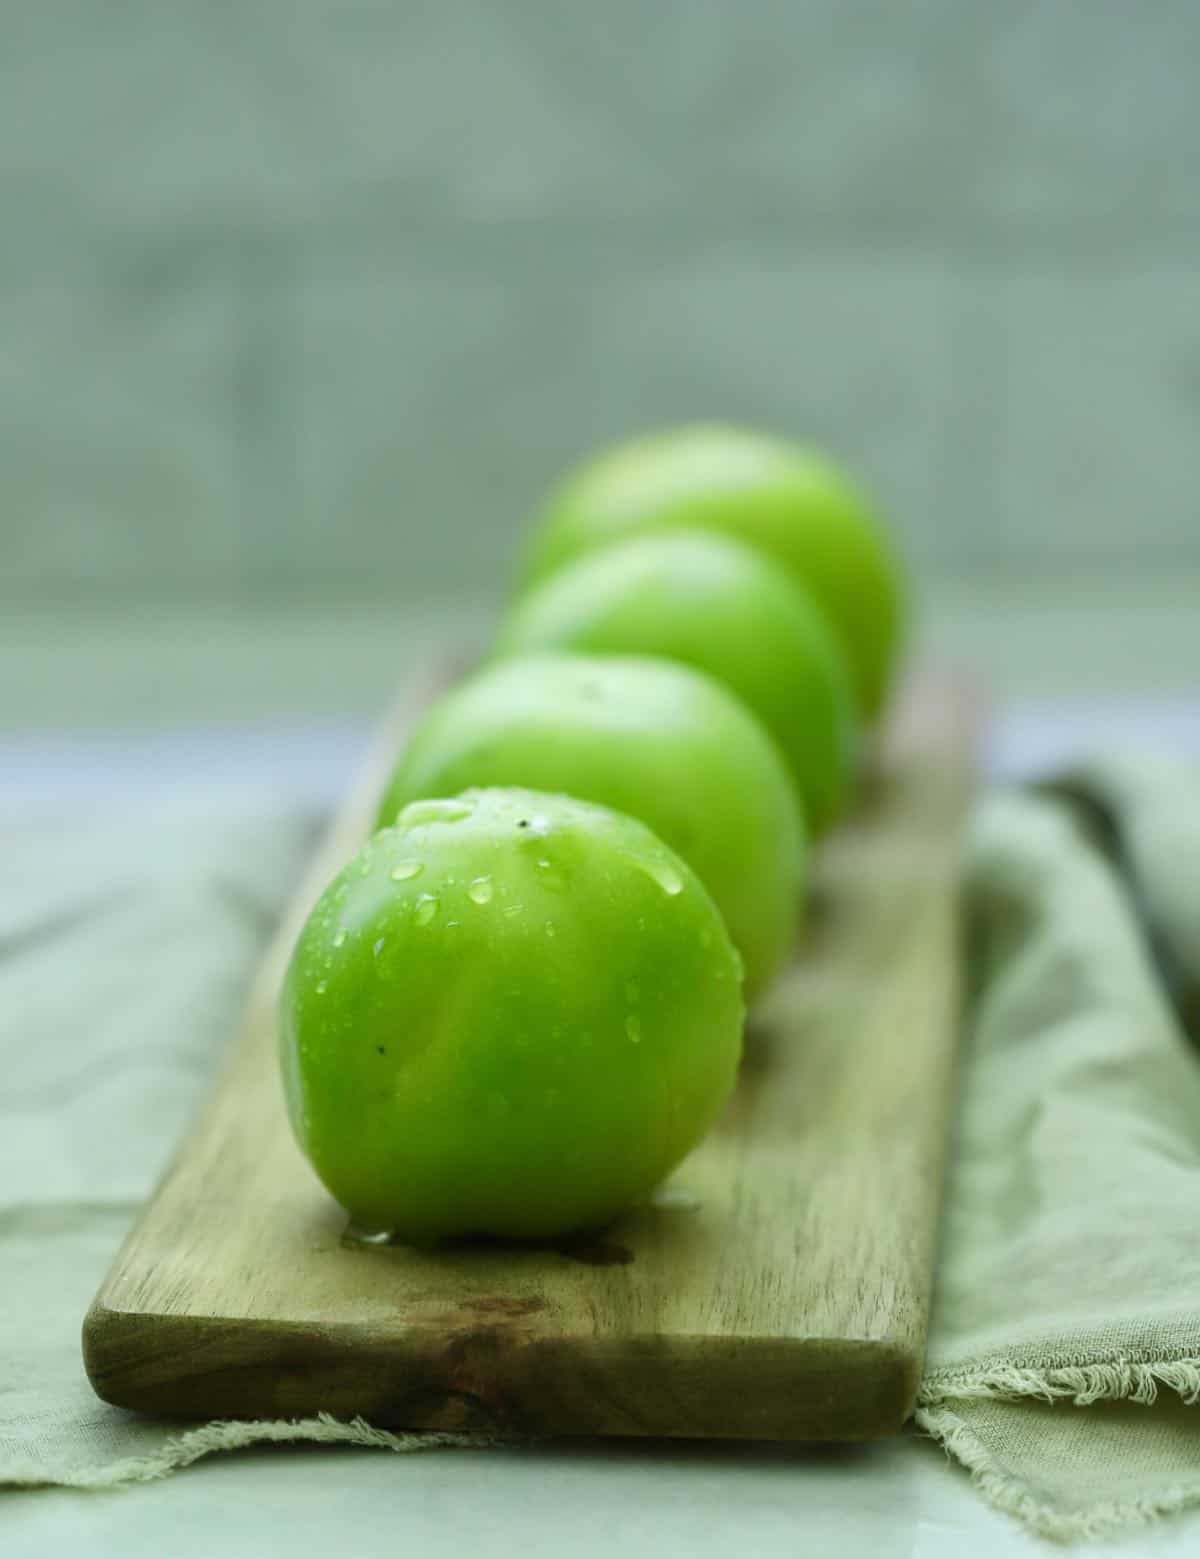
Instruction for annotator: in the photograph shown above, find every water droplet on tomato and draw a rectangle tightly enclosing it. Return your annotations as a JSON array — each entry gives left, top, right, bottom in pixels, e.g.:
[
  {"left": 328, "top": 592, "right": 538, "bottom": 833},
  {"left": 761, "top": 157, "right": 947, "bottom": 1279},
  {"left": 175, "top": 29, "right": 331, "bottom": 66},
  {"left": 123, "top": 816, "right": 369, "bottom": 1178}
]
[
  {"left": 649, "top": 862, "right": 683, "bottom": 896},
  {"left": 534, "top": 856, "right": 565, "bottom": 892},
  {"left": 400, "top": 798, "right": 472, "bottom": 826},
  {"left": 467, "top": 876, "right": 494, "bottom": 904}
]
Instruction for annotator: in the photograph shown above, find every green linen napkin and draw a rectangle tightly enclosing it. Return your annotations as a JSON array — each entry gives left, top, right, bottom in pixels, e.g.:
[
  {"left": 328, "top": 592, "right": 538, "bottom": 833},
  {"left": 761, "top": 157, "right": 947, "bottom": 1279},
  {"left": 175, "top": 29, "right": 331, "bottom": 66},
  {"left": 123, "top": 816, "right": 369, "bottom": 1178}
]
[
  {"left": 2, "top": 766, "right": 1199, "bottom": 1540},
  {"left": 0, "top": 791, "right": 475, "bottom": 1485},
  {"left": 917, "top": 779, "right": 1200, "bottom": 1540}
]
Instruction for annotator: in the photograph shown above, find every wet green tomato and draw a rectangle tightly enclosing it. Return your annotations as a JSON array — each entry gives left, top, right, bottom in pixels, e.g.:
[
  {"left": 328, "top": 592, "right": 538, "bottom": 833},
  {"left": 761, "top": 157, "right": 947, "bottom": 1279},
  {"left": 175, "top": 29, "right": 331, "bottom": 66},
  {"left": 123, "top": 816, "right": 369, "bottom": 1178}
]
[{"left": 279, "top": 788, "right": 743, "bottom": 1243}]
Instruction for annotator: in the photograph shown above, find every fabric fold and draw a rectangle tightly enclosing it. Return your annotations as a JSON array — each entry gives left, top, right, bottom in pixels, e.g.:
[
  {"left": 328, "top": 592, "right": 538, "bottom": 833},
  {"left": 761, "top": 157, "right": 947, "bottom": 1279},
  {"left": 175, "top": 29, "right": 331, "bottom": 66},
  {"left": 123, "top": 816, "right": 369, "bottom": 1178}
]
[{"left": 918, "top": 777, "right": 1200, "bottom": 1541}]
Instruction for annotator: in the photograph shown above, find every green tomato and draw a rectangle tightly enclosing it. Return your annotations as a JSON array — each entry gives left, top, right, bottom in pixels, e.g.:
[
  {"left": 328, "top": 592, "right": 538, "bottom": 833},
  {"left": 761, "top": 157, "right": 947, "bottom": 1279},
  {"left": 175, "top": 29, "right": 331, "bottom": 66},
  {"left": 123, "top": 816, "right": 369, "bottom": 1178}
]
[
  {"left": 377, "top": 653, "right": 805, "bottom": 998},
  {"left": 279, "top": 787, "right": 743, "bottom": 1243},
  {"left": 495, "top": 530, "right": 856, "bottom": 834},
  {"left": 519, "top": 424, "right": 905, "bottom": 718}
]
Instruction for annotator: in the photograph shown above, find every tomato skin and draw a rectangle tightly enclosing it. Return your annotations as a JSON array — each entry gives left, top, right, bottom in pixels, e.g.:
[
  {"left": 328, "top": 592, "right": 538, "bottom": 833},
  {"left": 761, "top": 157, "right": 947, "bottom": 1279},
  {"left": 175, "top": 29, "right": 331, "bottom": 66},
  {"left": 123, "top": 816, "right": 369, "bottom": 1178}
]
[{"left": 279, "top": 787, "right": 743, "bottom": 1243}]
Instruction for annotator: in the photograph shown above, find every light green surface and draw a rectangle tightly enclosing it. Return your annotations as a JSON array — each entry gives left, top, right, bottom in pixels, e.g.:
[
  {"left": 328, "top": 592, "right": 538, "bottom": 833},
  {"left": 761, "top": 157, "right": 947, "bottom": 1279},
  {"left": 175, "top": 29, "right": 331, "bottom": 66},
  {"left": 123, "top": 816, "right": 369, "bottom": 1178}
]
[
  {"left": 3, "top": 573, "right": 1196, "bottom": 728},
  {"left": 0, "top": 1436, "right": 1108, "bottom": 1559}
]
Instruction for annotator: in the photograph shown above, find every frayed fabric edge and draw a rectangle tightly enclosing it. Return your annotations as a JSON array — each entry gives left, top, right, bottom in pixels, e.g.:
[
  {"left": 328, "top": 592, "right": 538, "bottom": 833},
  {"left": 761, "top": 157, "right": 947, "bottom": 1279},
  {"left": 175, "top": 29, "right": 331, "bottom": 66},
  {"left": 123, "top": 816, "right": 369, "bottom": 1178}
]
[
  {"left": 917, "top": 1357, "right": 1200, "bottom": 1543},
  {"left": 915, "top": 1402, "right": 1200, "bottom": 1545},
  {"left": 2, "top": 1413, "right": 497, "bottom": 1491},
  {"left": 922, "top": 1355, "right": 1200, "bottom": 1409}
]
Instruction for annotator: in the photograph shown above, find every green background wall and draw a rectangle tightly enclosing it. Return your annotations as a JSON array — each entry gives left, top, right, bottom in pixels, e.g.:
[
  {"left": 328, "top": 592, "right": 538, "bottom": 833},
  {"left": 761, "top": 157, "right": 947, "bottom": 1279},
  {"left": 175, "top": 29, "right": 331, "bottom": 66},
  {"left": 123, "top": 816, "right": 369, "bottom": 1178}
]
[{"left": 5, "top": 2, "right": 1198, "bottom": 620}]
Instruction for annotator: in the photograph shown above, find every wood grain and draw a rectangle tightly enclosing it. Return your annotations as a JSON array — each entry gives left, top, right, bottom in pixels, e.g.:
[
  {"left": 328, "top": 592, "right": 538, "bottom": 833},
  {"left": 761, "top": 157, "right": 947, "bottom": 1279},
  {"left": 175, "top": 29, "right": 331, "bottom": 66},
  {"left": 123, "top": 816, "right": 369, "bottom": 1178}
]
[{"left": 83, "top": 664, "right": 977, "bottom": 1441}]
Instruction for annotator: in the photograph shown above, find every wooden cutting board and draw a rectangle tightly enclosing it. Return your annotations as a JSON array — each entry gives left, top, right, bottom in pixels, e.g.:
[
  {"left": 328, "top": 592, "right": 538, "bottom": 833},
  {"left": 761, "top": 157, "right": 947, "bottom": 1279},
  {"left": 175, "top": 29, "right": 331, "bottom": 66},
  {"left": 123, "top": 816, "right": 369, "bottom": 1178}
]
[{"left": 84, "top": 665, "right": 977, "bottom": 1441}]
